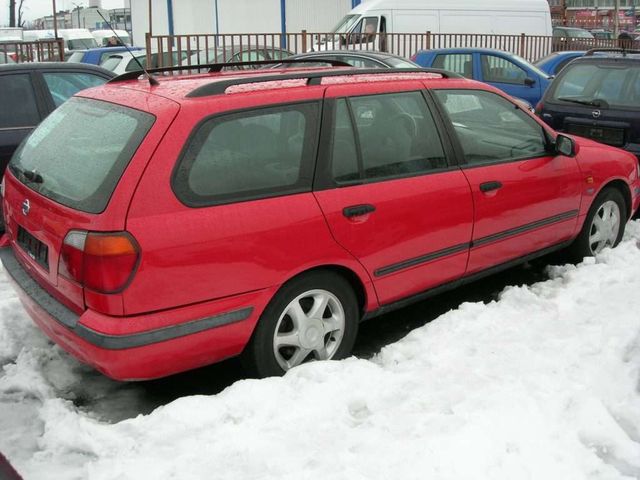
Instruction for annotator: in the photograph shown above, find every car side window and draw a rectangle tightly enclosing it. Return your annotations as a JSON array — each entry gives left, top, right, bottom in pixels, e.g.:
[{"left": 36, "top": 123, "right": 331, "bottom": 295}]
[
  {"left": 174, "top": 102, "right": 320, "bottom": 207},
  {"left": 0, "top": 74, "right": 40, "bottom": 128},
  {"left": 42, "top": 72, "right": 107, "bottom": 107},
  {"left": 339, "top": 56, "right": 382, "bottom": 68},
  {"left": 331, "top": 92, "right": 447, "bottom": 183},
  {"left": 481, "top": 55, "right": 527, "bottom": 85},
  {"left": 434, "top": 89, "right": 548, "bottom": 166},
  {"left": 432, "top": 54, "right": 473, "bottom": 79},
  {"left": 232, "top": 50, "right": 266, "bottom": 62}
]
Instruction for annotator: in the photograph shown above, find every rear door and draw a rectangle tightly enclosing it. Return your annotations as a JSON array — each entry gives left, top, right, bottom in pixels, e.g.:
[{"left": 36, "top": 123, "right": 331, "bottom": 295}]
[
  {"left": 432, "top": 88, "right": 583, "bottom": 274},
  {"left": 314, "top": 83, "right": 474, "bottom": 305}
]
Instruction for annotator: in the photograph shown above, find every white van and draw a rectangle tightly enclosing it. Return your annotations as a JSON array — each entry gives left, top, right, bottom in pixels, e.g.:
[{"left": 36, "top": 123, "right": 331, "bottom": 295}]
[
  {"left": 23, "top": 29, "right": 97, "bottom": 51},
  {"left": 92, "top": 29, "right": 132, "bottom": 47},
  {"left": 320, "top": 0, "right": 552, "bottom": 51}
]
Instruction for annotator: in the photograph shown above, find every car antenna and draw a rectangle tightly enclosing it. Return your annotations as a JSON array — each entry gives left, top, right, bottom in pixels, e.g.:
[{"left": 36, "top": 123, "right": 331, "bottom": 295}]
[{"left": 97, "top": 10, "right": 159, "bottom": 86}]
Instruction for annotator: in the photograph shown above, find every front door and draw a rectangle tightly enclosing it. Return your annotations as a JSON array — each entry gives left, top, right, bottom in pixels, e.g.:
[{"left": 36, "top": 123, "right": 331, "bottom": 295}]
[
  {"left": 431, "top": 88, "right": 583, "bottom": 275},
  {"left": 314, "top": 83, "right": 474, "bottom": 305},
  {"left": 478, "top": 53, "right": 540, "bottom": 106}
]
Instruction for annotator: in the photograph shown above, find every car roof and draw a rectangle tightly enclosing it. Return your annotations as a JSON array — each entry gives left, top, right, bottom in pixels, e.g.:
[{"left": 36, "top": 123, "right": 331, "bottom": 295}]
[
  {"left": 96, "top": 67, "right": 475, "bottom": 102},
  {"left": 0, "top": 62, "right": 115, "bottom": 75},
  {"left": 73, "top": 47, "right": 142, "bottom": 54},
  {"left": 419, "top": 47, "right": 520, "bottom": 56}
]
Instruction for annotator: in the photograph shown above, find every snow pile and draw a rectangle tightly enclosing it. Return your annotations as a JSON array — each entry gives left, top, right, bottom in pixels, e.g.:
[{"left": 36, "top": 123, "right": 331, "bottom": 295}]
[{"left": 1, "top": 222, "right": 640, "bottom": 480}]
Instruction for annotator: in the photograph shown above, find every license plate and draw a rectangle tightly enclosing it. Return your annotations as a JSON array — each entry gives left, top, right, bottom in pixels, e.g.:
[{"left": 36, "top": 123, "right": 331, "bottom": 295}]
[
  {"left": 566, "top": 124, "right": 625, "bottom": 147},
  {"left": 17, "top": 226, "right": 49, "bottom": 270}
]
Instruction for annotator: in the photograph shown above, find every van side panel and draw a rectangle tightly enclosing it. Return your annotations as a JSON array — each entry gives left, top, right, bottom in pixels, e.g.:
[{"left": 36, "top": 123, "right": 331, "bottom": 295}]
[
  {"left": 392, "top": 10, "right": 439, "bottom": 33},
  {"left": 439, "top": 10, "right": 551, "bottom": 35}
]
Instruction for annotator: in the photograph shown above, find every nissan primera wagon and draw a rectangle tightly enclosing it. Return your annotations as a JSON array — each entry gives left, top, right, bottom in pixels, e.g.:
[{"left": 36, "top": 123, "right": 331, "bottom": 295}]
[{"left": 1, "top": 65, "right": 639, "bottom": 380}]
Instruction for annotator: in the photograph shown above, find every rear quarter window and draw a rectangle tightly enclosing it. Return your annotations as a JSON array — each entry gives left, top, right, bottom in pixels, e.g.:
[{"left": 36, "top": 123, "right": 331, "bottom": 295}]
[
  {"left": 173, "top": 102, "right": 320, "bottom": 207},
  {"left": 9, "top": 97, "right": 154, "bottom": 213}
]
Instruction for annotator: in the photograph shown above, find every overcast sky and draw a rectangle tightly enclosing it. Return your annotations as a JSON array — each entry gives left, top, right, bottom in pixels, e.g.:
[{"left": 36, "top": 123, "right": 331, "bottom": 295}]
[{"left": 1, "top": 0, "right": 125, "bottom": 26}]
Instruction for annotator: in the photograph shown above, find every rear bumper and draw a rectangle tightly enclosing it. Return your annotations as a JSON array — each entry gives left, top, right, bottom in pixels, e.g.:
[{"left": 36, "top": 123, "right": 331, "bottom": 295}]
[{"left": 0, "top": 246, "right": 270, "bottom": 380}]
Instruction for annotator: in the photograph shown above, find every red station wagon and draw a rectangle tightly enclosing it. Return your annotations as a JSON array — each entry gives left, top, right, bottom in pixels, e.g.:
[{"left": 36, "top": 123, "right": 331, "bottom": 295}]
[{"left": 1, "top": 65, "right": 639, "bottom": 380}]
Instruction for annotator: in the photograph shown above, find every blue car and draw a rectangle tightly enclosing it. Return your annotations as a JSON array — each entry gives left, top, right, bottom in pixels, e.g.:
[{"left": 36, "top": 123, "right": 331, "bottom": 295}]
[
  {"left": 66, "top": 46, "right": 142, "bottom": 66},
  {"left": 533, "top": 51, "right": 586, "bottom": 76},
  {"left": 412, "top": 48, "right": 552, "bottom": 106}
]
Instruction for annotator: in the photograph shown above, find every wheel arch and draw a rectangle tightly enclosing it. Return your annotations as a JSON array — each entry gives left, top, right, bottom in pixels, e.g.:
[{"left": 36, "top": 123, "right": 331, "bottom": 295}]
[{"left": 597, "top": 179, "right": 632, "bottom": 219}]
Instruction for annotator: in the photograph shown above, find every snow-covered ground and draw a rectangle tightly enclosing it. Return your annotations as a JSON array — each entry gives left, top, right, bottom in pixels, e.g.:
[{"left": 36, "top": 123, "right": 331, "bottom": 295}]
[{"left": 1, "top": 222, "right": 640, "bottom": 480}]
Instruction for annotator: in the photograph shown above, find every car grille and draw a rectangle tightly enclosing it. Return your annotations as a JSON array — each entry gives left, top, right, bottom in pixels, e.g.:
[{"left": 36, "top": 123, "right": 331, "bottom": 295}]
[
  {"left": 565, "top": 123, "right": 625, "bottom": 147},
  {"left": 17, "top": 226, "right": 49, "bottom": 270}
]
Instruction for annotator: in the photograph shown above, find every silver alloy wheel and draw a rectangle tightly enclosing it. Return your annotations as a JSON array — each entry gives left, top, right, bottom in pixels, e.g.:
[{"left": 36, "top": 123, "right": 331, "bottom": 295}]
[
  {"left": 272, "top": 289, "right": 345, "bottom": 371},
  {"left": 589, "top": 200, "right": 621, "bottom": 254}
]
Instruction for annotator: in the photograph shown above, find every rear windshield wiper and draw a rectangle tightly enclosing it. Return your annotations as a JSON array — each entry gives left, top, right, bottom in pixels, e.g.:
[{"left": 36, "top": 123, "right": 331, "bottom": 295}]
[
  {"left": 557, "top": 97, "right": 609, "bottom": 108},
  {"left": 12, "top": 165, "right": 43, "bottom": 184}
]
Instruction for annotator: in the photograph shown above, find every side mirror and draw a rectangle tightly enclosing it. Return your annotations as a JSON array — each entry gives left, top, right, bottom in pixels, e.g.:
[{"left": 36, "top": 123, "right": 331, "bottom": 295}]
[
  {"left": 524, "top": 77, "right": 536, "bottom": 87},
  {"left": 556, "top": 134, "right": 579, "bottom": 157}
]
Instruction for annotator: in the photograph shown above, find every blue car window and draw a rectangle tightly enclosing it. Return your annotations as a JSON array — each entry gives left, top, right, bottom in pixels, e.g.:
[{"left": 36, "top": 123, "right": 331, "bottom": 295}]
[
  {"left": 432, "top": 54, "right": 473, "bottom": 78},
  {"left": 481, "top": 55, "right": 527, "bottom": 85}
]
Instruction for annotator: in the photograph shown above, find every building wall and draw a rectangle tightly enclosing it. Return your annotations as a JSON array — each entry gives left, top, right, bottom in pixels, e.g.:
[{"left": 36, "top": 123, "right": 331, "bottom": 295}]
[{"left": 286, "top": 0, "right": 352, "bottom": 32}]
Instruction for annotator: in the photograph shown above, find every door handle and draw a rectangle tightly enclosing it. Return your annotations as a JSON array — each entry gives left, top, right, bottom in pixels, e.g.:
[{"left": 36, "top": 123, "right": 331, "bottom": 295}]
[
  {"left": 479, "top": 181, "right": 503, "bottom": 193},
  {"left": 343, "top": 204, "right": 376, "bottom": 218}
]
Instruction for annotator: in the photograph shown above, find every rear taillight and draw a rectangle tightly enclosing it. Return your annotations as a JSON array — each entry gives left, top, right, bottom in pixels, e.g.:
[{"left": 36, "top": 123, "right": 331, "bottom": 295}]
[
  {"left": 535, "top": 101, "right": 543, "bottom": 115},
  {"left": 59, "top": 231, "right": 139, "bottom": 294}
]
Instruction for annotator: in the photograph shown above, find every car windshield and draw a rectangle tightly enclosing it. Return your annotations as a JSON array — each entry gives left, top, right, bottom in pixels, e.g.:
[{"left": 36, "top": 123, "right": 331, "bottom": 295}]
[
  {"left": 66, "top": 51, "right": 85, "bottom": 63},
  {"left": 331, "top": 14, "right": 360, "bottom": 33},
  {"left": 9, "top": 98, "right": 154, "bottom": 213},
  {"left": 67, "top": 37, "right": 98, "bottom": 50},
  {"left": 385, "top": 57, "right": 419, "bottom": 68},
  {"left": 551, "top": 62, "right": 640, "bottom": 108}
]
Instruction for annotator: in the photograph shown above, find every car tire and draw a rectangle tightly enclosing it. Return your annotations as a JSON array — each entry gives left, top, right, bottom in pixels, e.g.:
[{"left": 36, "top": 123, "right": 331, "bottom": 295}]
[
  {"left": 242, "top": 271, "right": 359, "bottom": 378},
  {"left": 569, "top": 187, "right": 626, "bottom": 260}
]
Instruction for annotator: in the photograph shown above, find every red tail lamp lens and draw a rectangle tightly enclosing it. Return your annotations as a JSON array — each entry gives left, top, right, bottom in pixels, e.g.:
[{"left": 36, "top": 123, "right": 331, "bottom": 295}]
[{"left": 59, "top": 231, "right": 139, "bottom": 293}]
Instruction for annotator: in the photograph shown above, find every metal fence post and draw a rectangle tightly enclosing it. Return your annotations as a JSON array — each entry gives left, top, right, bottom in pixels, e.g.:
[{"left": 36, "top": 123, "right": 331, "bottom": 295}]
[
  {"left": 426, "top": 31, "right": 431, "bottom": 50},
  {"left": 145, "top": 32, "right": 152, "bottom": 69},
  {"left": 519, "top": 33, "right": 526, "bottom": 57},
  {"left": 301, "top": 29, "right": 307, "bottom": 53}
]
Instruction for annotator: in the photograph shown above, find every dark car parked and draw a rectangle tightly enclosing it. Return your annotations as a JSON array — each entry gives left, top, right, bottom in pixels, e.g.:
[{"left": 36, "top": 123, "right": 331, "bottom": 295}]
[
  {"left": 536, "top": 49, "right": 640, "bottom": 159},
  {"left": 273, "top": 50, "right": 419, "bottom": 69},
  {"left": 0, "top": 63, "right": 114, "bottom": 178}
]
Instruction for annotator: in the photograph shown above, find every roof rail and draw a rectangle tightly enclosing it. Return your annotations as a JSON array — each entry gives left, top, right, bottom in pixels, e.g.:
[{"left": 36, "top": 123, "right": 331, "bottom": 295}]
[
  {"left": 108, "top": 58, "right": 354, "bottom": 83},
  {"left": 585, "top": 47, "right": 640, "bottom": 57},
  {"left": 186, "top": 68, "right": 461, "bottom": 98}
]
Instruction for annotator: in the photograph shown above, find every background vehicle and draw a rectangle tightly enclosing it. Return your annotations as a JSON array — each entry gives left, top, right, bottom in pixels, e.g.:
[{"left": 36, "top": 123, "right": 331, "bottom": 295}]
[
  {"left": 0, "top": 63, "right": 114, "bottom": 178},
  {"left": 590, "top": 29, "right": 614, "bottom": 40},
  {"left": 534, "top": 50, "right": 585, "bottom": 76},
  {"left": 318, "top": 0, "right": 552, "bottom": 51},
  {"left": 1, "top": 65, "right": 637, "bottom": 383},
  {"left": 552, "top": 27, "right": 595, "bottom": 50},
  {"left": 67, "top": 46, "right": 143, "bottom": 65},
  {"left": 412, "top": 48, "right": 552, "bottom": 105},
  {"left": 273, "top": 50, "right": 418, "bottom": 69},
  {"left": 92, "top": 29, "right": 132, "bottom": 47},
  {"left": 100, "top": 50, "right": 189, "bottom": 74},
  {"left": 537, "top": 49, "right": 640, "bottom": 159},
  {"left": 23, "top": 29, "right": 98, "bottom": 58},
  {"left": 180, "top": 46, "right": 293, "bottom": 68},
  {"left": 0, "top": 53, "right": 16, "bottom": 64}
]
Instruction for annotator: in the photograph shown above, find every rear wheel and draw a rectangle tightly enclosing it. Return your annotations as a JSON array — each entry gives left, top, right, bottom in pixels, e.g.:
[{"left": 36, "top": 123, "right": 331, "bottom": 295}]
[
  {"left": 242, "top": 271, "right": 359, "bottom": 378},
  {"left": 569, "top": 187, "right": 626, "bottom": 260}
]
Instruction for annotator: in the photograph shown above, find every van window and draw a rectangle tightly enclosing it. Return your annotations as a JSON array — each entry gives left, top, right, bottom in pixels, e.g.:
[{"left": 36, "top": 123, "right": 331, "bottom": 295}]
[
  {"left": 9, "top": 98, "right": 154, "bottom": 213},
  {"left": 332, "top": 92, "right": 447, "bottom": 183},
  {"left": 173, "top": 103, "right": 320, "bottom": 207},
  {"left": 433, "top": 54, "right": 473, "bottom": 79},
  {"left": 348, "top": 17, "right": 378, "bottom": 45}
]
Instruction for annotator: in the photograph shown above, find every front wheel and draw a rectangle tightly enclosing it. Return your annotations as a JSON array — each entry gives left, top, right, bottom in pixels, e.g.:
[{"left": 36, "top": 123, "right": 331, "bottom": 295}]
[
  {"left": 242, "top": 271, "right": 359, "bottom": 378},
  {"left": 569, "top": 187, "right": 626, "bottom": 260}
]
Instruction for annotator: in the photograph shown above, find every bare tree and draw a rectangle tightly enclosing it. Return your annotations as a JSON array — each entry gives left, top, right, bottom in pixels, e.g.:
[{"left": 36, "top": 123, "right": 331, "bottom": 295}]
[{"left": 17, "top": 0, "right": 26, "bottom": 27}]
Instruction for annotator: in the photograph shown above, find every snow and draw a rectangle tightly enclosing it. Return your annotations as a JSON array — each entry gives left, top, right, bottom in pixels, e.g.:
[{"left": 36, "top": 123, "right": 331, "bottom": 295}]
[{"left": 1, "top": 221, "right": 640, "bottom": 480}]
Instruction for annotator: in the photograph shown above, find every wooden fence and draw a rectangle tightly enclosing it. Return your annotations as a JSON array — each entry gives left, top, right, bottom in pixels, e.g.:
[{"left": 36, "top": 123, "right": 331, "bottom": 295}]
[
  {"left": 0, "top": 40, "right": 65, "bottom": 63},
  {"left": 147, "top": 31, "right": 638, "bottom": 68}
]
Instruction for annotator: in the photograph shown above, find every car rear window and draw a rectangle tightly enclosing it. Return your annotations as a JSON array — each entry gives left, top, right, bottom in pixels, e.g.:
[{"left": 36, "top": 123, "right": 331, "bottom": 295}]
[
  {"left": 551, "top": 62, "right": 640, "bottom": 108},
  {"left": 9, "top": 97, "right": 154, "bottom": 214}
]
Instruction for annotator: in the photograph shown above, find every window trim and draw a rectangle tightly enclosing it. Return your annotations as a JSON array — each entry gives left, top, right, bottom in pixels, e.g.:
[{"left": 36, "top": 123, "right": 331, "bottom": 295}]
[
  {"left": 171, "top": 100, "right": 323, "bottom": 208},
  {"left": 314, "top": 91, "right": 456, "bottom": 191},
  {"left": 430, "top": 88, "right": 553, "bottom": 169}
]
